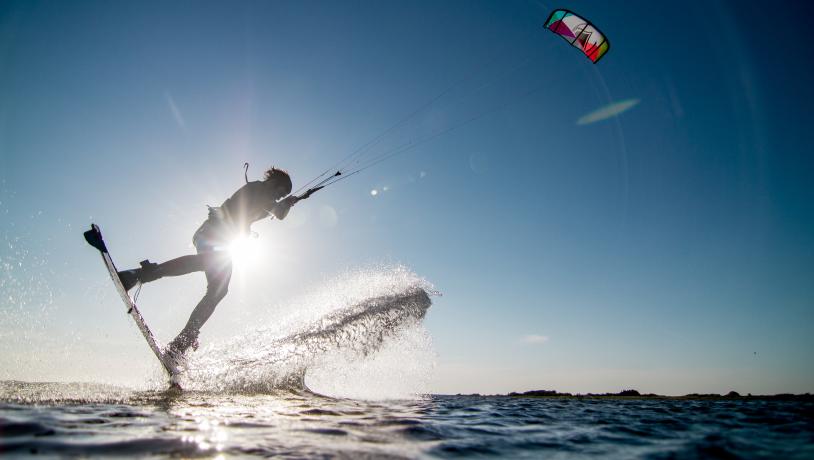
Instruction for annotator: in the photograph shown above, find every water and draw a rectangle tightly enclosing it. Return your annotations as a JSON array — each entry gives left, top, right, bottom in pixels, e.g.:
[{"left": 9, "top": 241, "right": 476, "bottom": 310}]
[
  {"left": 3, "top": 267, "right": 813, "bottom": 458},
  {"left": 1, "top": 384, "right": 813, "bottom": 459}
]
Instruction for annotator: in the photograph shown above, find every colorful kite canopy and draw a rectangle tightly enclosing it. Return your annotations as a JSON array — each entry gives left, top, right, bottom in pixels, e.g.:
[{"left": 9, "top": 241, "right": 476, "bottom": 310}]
[{"left": 545, "top": 9, "right": 609, "bottom": 63}]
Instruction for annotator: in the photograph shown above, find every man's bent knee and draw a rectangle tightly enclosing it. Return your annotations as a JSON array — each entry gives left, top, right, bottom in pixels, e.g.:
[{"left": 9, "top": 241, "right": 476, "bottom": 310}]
[{"left": 205, "top": 283, "right": 229, "bottom": 301}]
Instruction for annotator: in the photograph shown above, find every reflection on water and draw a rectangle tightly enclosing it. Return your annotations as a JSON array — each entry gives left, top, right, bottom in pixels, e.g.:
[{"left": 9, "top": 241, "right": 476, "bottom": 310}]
[
  {"left": 2, "top": 382, "right": 813, "bottom": 459},
  {"left": 0, "top": 383, "right": 436, "bottom": 458}
]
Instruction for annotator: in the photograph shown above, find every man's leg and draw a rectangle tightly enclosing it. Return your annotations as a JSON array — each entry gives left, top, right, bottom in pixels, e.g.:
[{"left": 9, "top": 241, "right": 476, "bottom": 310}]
[
  {"left": 154, "top": 252, "right": 226, "bottom": 277},
  {"left": 166, "top": 255, "right": 232, "bottom": 354},
  {"left": 119, "top": 252, "right": 225, "bottom": 291}
]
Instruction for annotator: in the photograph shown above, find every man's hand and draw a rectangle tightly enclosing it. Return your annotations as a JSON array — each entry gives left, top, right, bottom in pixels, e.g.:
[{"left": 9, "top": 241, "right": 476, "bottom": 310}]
[
  {"left": 271, "top": 195, "right": 298, "bottom": 220},
  {"left": 297, "top": 185, "right": 324, "bottom": 201}
]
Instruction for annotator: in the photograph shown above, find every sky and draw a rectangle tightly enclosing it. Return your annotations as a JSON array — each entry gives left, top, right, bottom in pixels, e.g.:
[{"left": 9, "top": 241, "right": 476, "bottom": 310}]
[{"left": 1, "top": 0, "right": 813, "bottom": 395}]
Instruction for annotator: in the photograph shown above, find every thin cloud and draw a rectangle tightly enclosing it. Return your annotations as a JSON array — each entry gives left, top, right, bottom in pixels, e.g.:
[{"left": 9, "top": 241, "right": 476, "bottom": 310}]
[
  {"left": 521, "top": 334, "right": 549, "bottom": 345},
  {"left": 165, "top": 92, "right": 186, "bottom": 129},
  {"left": 577, "top": 98, "right": 640, "bottom": 125}
]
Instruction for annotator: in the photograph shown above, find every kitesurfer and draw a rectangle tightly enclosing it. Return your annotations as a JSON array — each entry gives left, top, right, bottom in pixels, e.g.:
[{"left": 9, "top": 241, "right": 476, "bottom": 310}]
[{"left": 117, "top": 167, "right": 300, "bottom": 362}]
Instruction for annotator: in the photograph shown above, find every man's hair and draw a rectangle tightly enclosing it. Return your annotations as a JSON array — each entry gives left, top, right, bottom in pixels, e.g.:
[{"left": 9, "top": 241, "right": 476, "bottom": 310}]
[{"left": 264, "top": 167, "right": 293, "bottom": 195}]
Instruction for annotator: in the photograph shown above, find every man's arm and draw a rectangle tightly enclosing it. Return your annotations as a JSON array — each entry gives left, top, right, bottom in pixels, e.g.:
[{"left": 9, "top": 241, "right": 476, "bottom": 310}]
[{"left": 269, "top": 186, "right": 321, "bottom": 220}]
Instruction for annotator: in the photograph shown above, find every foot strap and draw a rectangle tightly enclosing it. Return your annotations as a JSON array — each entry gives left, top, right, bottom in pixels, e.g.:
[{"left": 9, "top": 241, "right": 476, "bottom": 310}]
[{"left": 139, "top": 259, "right": 158, "bottom": 269}]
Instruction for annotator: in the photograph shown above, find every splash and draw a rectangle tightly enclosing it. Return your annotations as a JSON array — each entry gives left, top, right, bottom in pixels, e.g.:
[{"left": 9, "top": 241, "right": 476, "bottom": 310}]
[
  {"left": 306, "top": 323, "right": 436, "bottom": 400},
  {"left": 182, "top": 266, "right": 437, "bottom": 398},
  {"left": 0, "top": 199, "right": 60, "bottom": 380}
]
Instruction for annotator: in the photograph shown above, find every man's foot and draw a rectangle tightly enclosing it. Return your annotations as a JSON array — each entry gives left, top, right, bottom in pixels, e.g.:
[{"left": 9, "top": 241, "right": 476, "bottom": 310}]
[
  {"left": 118, "top": 269, "right": 140, "bottom": 292},
  {"left": 161, "top": 328, "right": 199, "bottom": 374},
  {"left": 117, "top": 260, "right": 160, "bottom": 292},
  {"left": 162, "top": 343, "right": 187, "bottom": 370}
]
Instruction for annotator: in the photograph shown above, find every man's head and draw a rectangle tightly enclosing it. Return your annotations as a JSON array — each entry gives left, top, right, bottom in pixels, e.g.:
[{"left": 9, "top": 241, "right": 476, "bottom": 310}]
[{"left": 263, "top": 167, "right": 293, "bottom": 200}]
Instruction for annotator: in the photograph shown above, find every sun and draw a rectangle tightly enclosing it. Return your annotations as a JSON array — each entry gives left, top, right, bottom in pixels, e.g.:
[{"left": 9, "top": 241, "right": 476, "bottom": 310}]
[{"left": 228, "top": 234, "right": 260, "bottom": 269}]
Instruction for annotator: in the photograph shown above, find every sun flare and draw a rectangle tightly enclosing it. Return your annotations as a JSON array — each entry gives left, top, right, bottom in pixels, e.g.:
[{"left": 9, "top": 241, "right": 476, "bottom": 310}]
[{"left": 228, "top": 235, "right": 260, "bottom": 269}]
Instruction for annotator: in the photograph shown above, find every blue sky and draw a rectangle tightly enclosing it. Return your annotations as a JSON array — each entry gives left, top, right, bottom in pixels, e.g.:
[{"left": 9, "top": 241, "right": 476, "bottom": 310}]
[{"left": 1, "top": 0, "right": 812, "bottom": 395}]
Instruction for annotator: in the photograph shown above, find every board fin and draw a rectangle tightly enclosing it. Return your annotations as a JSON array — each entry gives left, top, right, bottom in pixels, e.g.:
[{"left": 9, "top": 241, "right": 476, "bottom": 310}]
[{"left": 83, "top": 224, "right": 108, "bottom": 253}]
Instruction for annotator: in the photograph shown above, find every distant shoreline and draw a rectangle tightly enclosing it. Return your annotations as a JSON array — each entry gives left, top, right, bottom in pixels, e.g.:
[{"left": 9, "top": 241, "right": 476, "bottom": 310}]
[
  {"left": 3, "top": 381, "right": 812, "bottom": 401},
  {"left": 449, "top": 389, "right": 814, "bottom": 401}
]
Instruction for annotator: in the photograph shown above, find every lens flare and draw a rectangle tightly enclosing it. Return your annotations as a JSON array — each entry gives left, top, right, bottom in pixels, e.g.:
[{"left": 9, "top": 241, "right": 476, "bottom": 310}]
[{"left": 228, "top": 235, "right": 259, "bottom": 269}]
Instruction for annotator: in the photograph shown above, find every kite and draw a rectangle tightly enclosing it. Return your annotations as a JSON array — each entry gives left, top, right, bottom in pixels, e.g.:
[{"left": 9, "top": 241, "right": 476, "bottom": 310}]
[{"left": 545, "top": 9, "right": 610, "bottom": 63}]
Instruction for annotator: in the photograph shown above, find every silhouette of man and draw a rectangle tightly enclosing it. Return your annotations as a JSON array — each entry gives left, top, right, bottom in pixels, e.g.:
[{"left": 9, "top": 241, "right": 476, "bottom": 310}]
[{"left": 118, "top": 167, "right": 300, "bottom": 361}]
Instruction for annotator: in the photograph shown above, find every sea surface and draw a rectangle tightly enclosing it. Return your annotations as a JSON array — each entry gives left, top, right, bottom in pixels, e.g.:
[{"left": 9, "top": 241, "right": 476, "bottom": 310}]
[
  {"left": 1, "top": 382, "right": 813, "bottom": 459},
  {"left": 3, "top": 269, "right": 813, "bottom": 458}
]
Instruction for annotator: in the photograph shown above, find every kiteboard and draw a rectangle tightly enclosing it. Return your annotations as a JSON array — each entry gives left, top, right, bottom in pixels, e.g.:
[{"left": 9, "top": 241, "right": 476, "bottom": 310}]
[{"left": 83, "top": 224, "right": 181, "bottom": 389}]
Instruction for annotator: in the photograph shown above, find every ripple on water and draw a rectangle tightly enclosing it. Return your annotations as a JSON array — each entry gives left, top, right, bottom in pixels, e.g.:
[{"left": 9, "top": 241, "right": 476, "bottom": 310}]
[
  {"left": 398, "top": 425, "right": 446, "bottom": 441},
  {"left": 225, "top": 421, "right": 275, "bottom": 429},
  {"left": 0, "top": 419, "right": 55, "bottom": 437},
  {"left": 431, "top": 441, "right": 502, "bottom": 457},
  {"left": 299, "top": 408, "right": 342, "bottom": 416},
  {"left": 377, "top": 418, "right": 422, "bottom": 427},
  {"left": 302, "top": 428, "right": 349, "bottom": 436},
  {"left": 2, "top": 437, "right": 215, "bottom": 457}
]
